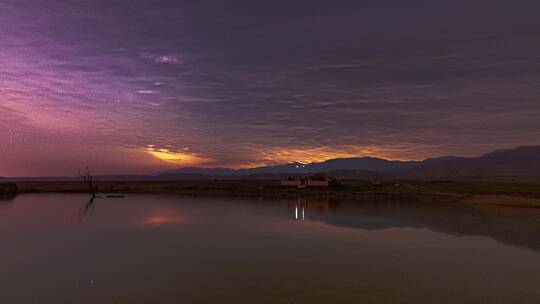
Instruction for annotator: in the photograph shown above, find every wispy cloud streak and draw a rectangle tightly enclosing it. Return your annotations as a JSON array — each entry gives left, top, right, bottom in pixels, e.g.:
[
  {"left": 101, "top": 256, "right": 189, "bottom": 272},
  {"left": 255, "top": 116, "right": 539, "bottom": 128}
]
[{"left": 1, "top": 0, "right": 540, "bottom": 175}]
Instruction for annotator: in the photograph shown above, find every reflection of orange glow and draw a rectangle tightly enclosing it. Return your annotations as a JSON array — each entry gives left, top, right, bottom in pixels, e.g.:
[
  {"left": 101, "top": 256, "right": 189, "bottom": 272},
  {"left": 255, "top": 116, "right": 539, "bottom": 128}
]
[
  {"left": 145, "top": 146, "right": 207, "bottom": 164},
  {"left": 258, "top": 146, "right": 413, "bottom": 165},
  {"left": 141, "top": 215, "right": 187, "bottom": 227}
]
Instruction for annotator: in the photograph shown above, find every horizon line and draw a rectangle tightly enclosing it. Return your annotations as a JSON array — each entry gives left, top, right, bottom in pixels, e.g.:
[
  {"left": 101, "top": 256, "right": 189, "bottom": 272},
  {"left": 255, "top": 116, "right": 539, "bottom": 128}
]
[{"left": 2, "top": 145, "right": 538, "bottom": 178}]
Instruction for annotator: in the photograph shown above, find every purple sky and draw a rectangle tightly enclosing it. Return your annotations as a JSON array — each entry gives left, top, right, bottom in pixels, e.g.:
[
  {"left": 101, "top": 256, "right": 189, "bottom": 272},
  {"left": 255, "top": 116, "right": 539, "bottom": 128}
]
[{"left": 2, "top": 0, "right": 540, "bottom": 176}]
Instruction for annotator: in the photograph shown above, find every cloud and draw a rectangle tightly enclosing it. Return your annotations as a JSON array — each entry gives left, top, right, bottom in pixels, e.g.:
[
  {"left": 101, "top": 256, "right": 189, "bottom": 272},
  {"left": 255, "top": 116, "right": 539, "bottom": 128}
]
[
  {"left": 141, "top": 53, "right": 183, "bottom": 65},
  {"left": 144, "top": 146, "right": 209, "bottom": 165},
  {"left": 307, "top": 61, "right": 372, "bottom": 70},
  {"left": 154, "top": 55, "right": 183, "bottom": 64},
  {"left": 2, "top": 0, "right": 540, "bottom": 175}
]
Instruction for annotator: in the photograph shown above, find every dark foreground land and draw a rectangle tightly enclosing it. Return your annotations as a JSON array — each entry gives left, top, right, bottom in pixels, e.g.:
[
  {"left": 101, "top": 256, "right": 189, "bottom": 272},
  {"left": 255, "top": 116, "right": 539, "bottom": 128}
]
[{"left": 7, "top": 180, "right": 540, "bottom": 208}]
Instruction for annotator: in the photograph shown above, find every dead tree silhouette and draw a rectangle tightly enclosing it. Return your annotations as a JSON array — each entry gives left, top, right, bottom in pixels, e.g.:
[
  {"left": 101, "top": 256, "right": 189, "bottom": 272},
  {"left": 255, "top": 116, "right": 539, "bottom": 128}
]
[
  {"left": 75, "top": 166, "right": 99, "bottom": 222},
  {"left": 79, "top": 166, "right": 98, "bottom": 200}
]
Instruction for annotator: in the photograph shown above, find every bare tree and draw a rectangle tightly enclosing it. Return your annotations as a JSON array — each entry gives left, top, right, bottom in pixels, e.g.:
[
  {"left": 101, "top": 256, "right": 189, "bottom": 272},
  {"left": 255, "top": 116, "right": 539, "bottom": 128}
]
[
  {"left": 73, "top": 166, "right": 99, "bottom": 223},
  {"left": 78, "top": 166, "right": 98, "bottom": 200}
]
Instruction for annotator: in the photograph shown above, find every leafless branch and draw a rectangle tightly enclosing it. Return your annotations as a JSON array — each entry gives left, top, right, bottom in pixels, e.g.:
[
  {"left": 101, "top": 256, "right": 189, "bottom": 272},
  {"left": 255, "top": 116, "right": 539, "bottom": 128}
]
[
  {"left": 78, "top": 166, "right": 98, "bottom": 198},
  {"left": 73, "top": 166, "right": 99, "bottom": 223}
]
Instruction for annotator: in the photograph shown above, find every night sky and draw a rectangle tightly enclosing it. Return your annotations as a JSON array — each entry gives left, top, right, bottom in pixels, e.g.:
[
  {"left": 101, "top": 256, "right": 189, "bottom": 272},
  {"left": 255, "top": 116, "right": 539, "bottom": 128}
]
[{"left": 2, "top": 0, "right": 540, "bottom": 176}]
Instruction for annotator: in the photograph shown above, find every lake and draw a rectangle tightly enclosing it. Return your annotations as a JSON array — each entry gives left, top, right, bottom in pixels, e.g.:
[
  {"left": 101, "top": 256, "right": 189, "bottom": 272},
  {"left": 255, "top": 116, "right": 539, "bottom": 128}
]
[{"left": 1, "top": 194, "right": 540, "bottom": 303}]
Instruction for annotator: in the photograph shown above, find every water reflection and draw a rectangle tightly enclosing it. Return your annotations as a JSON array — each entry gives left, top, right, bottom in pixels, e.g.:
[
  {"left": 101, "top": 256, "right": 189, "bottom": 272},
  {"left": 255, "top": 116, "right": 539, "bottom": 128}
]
[
  {"left": 280, "top": 197, "right": 540, "bottom": 252},
  {"left": 74, "top": 197, "right": 96, "bottom": 223},
  {"left": 292, "top": 203, "right": 304, "bottom": 221},
  {"left": 141, "top": 214, "right": 187, "bottom": 227},
  {"left": 1, "top": 194, "right": 540, "bottom": 304},
  {"left": 0, "top": 193, "right": 16, "bottom": 202},
  {"left": 73, "top": 195, "right": 124, "bottom": 223},
  {"left": 283, "top": 197, "right": 334, "bottom": 221}
]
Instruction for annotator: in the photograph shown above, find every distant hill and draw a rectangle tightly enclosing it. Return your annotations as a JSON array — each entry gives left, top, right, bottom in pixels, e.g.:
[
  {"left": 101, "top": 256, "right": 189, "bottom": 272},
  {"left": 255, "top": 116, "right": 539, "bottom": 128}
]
[
  {"left": 3, "top": 146, "right": 540, "bottom": 181},
  {"left": 166, "top": 146, "right": 540, "bottom": 180},
  {"left": 402, "top": 146, "right": 540, "bottom": 179},
  {"left": 167, "top": 157, "right": 418, "bottom": 176},
  {"left": 165, "top": 167, "right": 238, "bottom": 176}
]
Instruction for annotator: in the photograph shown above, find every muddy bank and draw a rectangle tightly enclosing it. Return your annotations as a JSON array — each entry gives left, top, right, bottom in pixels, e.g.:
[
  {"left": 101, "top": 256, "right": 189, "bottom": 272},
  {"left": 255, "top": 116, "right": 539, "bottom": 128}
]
[
  {"left": 12, "top": 180, "right": 540, "bottom": 207},
  {"left": 0, "top": 183, "right": 18, "bottom": 201}
]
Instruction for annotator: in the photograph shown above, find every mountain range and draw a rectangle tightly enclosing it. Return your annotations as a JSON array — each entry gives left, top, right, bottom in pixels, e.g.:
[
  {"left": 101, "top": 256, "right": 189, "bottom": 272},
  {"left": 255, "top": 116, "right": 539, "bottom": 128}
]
[
  {"left": 2, "top": 146, "right": 540, "bottom": 181},
  {"left": 163, "top": 146, "right": 540, "bottom": 180}
]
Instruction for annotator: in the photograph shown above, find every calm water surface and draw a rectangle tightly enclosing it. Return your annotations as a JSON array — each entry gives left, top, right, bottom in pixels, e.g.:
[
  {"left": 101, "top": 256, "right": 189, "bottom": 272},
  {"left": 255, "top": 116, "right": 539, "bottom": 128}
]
[{"left": 1, "top": 194, "right": 540, "bottom": 303}]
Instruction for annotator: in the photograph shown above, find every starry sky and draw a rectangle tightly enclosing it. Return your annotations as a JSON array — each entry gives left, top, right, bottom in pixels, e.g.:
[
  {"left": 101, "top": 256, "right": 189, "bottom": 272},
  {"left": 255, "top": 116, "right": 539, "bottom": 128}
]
[{"left": 2, "top": 0, "right": 540, "bottom": 176}]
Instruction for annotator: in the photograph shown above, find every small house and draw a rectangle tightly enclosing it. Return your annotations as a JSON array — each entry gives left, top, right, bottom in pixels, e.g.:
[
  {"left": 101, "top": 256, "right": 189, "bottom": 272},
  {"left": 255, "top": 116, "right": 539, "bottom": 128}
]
[{"left": 281, "top": 174, "right": 335, "bottom": 188}]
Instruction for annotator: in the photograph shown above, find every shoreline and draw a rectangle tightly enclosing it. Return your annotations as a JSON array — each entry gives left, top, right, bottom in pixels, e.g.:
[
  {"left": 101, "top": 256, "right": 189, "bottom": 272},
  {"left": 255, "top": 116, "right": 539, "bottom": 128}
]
[{"left": 5, "top": 180, "right": 540, "bottom": 208}]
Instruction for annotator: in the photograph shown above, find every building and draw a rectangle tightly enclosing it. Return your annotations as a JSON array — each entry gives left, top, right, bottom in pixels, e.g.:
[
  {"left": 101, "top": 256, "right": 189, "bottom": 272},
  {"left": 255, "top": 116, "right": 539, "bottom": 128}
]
[{"left": 280, "top": 174, "right": 335, "bottom": 188}]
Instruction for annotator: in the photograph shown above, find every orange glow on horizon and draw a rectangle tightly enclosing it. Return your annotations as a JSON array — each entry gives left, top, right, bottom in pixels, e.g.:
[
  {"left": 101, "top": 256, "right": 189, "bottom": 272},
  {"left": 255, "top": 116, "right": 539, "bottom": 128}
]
[
  {"left": 256, "top": 145, "right": 417, "bottom": 165},
  {"left": 144, "top": 144, "right": 423, "bottom": 171},
  {"left": 145, "top": 146, "right": 208, "bottom": 165}
]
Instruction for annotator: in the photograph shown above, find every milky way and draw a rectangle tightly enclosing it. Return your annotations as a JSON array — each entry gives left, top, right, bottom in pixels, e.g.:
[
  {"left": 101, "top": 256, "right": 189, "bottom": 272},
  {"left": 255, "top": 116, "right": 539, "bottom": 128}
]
[{"left": 1, "top": 0, "right": 540, "bottom": 176}]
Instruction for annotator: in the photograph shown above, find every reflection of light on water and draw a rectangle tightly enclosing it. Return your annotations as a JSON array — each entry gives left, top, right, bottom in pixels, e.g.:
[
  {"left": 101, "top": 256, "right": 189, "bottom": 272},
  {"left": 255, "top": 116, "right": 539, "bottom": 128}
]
[
  {"left": 294, "top": 206, "right": 305, "bottom": 221},
  {"left": 141, "top": 215, "right": 186, "bottom": 227},
  {"left": 285, "top": 197, "right": 329, "bottom": 221}
]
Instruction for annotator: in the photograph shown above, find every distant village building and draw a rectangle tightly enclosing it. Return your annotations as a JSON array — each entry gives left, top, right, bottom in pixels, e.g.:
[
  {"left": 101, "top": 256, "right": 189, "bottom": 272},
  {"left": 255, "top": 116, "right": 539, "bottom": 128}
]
[{"left": 280, "top": 174, "right": 336, "bottom": 188}]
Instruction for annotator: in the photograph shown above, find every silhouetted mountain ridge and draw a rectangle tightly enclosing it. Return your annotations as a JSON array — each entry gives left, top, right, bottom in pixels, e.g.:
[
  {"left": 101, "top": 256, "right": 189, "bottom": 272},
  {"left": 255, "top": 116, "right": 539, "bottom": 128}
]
[
  {"left": 402, "top": 146, "right": 540, "bottom": 179},
  {"left": 2, "top": 146, "right": 539, "bottom": 181},
  {"left": 166, "top": 145, "right": 540, "bottom": 179},
  {"left": 167, "top": 157, "right": 419, "bottom": 176}
]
